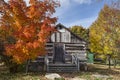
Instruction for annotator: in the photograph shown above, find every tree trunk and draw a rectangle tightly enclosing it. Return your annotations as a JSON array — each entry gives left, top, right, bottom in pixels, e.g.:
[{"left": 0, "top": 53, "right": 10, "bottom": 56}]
[
  {"left": 108, "top": 55, "right": 111, "bottom": 69},
  {"left": 9, "top": 64, "right": 18, "bottom": 73},
  {"left": 114, "top": 58, "right": 116, "bottom": 68},
  {"left": 25, "top": 60, "right": 30, "bottom": 74}
]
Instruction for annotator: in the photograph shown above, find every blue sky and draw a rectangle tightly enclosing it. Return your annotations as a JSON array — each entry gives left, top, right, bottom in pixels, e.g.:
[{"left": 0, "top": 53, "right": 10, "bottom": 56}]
[
  {"left": 54, "top": 0, "right": 110, "bottom": 28},
  {"left": 4, "top": 0, "right": 110, "bottom": 28}
]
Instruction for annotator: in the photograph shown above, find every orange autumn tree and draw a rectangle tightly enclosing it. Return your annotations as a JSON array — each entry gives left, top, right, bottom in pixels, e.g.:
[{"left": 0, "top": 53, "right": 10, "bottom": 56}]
[{"left": 0, "top": 0, "right": 59, "bottom": 64}]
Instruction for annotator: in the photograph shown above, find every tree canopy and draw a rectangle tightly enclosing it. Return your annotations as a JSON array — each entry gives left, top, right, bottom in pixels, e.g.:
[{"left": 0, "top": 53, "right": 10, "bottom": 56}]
[
  {"left": 89, "top": 4, "right": 120, "bottom": 60},
  {"left": 70, "top": 25, "right": 89, "bottom": 42},
  {"left": 0, "top": 0, "right": 59, "bottom": 64}
]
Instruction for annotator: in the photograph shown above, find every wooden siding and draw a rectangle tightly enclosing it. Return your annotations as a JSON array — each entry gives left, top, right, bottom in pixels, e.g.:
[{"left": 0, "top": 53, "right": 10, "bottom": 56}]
[
  {"left": 51, "top": 33, "right": 55, "bottom": 42},
  {"left": 50, "top": 24, "right": 86, "bottom": 43},
  {"left": 51, "top": 27, "right": 71, "bottom": 43},
  {"left": 45, "top": 43, "right": 87, "bottom": 62},
  {"left": 62, "top": 29, "right": 71, "bottom": 42},
  {"left": 45, "top": 43, "right": 55, "bottom": 62},
  {"left": 64, "top": 43, "right": 87, "bottom": 61},
  {"left": 71, "top": 35, "right": 84, "bottom": 43}
]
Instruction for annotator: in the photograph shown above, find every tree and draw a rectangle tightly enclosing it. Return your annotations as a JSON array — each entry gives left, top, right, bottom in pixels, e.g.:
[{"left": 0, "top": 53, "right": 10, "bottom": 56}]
[
  {"left": 70, "top": 25, "right": 89, "bottom": 42},
  {"left": 0, "top": 0, "right": 59, "bottom": 64},
  {"left": 103, "top": 2, "right": 120, "bottom": 68},
  {"left": 89, "top": 3, "right": 120, "bottom": 68}
]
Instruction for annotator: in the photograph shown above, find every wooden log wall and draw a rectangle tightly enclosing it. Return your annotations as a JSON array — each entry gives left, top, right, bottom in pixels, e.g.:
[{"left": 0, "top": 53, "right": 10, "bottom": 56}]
[
  {"left": 64, "top": 43, "right": 87, "bottom": 61},
  {"left": 64, "top": 43, "right": 86, "bottom": 54},
  {"left": 45, "top": 43, "right": 55, "bottom": 63}
]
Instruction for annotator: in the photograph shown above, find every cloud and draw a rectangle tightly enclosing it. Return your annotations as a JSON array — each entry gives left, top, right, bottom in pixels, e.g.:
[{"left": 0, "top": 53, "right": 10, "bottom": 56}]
[
  {"left": 53, "top": 0, "right": 71, "bottom": 18},
  {"left": 54, "top": 0, "right": 93, "bottom": 17},
  {"left": 63, "top": 16, "right": 98, "bottom": 28},
  {"left": 4, "top": 0, "right": 29, "bottom": 5},
  {"left": 54, "top": 0, "right": 95, "bottom": 28},
  {"left": 59, "top": 0, "right": 70, "bottom": 7},
  {"left": 58, "top": 0, "right": 92, "bottom": 7},
  {"left": 73, "top": 0, "right": 92, "bottom": 4}
]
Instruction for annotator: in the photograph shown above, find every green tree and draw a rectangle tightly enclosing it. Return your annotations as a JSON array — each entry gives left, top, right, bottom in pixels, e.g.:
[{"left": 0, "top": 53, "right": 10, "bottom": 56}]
[{"left": 70, "top": 25, "right": 89, "bottom": 42}]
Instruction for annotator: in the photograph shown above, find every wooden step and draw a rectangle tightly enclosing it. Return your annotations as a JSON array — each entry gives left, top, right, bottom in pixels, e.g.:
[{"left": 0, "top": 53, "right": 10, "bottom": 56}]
[
  {"left": 48, "top": 66, "right": 78, "bottom": 72},
  {"left": 48, "top": 63, "right": 76, "bottom": 67},
  {"left": 47, "top": 63, "right": 78, "bottom": 72}
]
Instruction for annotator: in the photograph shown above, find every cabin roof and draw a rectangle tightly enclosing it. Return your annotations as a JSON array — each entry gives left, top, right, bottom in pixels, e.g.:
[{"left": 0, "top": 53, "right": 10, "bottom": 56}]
[{"left": 56, "top": 23, "right": 87, "bottom": 43}]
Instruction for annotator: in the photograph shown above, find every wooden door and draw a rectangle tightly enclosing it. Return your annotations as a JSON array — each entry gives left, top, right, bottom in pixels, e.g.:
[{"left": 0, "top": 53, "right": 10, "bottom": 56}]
[{"left": 53, "top": 43, "right": 65, "bottom": 63}]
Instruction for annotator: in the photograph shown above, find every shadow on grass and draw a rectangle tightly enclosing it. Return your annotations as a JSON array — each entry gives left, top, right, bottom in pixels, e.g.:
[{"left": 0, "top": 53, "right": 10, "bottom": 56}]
[
  {"left": 0, "top": 66, "right": 46, "bottom": 80},
  {"left": 86, "top": 64, "right": 120, "bottom": 75},
  {"left": 0, "top": 72, "right": 47, "bottom": 80}
]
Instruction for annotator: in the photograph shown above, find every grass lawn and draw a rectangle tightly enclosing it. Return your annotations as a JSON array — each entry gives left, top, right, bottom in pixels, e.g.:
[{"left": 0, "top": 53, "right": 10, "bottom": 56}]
[{"left": 0, "top": 63, "right": 120, "bottom": 80}]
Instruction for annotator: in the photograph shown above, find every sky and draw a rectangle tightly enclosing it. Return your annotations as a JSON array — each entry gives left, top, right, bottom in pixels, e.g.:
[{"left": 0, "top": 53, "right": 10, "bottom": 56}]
[
  {"left": 4, "top": 0, "right": 110, "bottom": 28},
  {"left": 54, "top": 0, "right": 110, "bottom": 28},
  {"left": 54, "top": 0, "right": 113, "bottom": 28}
]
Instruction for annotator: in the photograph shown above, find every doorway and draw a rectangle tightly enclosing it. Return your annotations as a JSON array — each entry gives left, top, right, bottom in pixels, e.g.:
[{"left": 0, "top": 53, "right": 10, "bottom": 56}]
[{"left": 53, "top": 43, "right": 65, "bottom": 63}]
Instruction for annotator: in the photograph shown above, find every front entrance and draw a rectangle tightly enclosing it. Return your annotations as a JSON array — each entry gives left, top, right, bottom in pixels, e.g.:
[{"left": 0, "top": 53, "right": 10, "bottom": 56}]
[{"left": 53, "top": 43, "right": 65, "bottom": 63}]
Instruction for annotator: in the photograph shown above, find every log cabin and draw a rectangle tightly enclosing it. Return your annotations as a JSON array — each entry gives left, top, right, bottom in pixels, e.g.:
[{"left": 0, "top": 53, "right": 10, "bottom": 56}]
[{"left": 28, "top": 23, "right": 87, "bottom": 72}]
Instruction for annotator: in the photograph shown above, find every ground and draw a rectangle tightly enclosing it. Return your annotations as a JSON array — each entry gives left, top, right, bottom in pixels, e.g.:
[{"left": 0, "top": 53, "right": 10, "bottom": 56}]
[{"left": 0, "top": 63, "right": 120, "bottom": 80}]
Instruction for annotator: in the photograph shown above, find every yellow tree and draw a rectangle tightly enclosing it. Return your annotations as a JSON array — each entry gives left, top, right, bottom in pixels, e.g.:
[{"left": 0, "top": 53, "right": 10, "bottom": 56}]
[{"left": 89, "top": 4, "right": 120, "bottom": 68}]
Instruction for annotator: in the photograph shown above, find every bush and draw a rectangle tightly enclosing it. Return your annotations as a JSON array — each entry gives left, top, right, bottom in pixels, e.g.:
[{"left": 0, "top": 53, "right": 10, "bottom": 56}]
[{"left": 0, "top": 40, "right": 26, "bottom": 73}]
